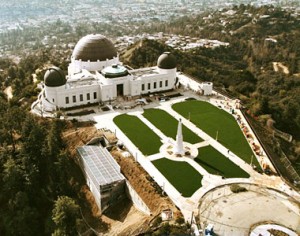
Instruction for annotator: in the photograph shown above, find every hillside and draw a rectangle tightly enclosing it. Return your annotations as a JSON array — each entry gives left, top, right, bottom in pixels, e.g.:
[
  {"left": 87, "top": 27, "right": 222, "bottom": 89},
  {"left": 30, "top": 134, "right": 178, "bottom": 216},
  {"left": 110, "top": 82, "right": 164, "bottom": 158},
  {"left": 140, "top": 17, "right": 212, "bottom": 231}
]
[{"left": 121, "top": 5, "right": 300, "bottom": 174}]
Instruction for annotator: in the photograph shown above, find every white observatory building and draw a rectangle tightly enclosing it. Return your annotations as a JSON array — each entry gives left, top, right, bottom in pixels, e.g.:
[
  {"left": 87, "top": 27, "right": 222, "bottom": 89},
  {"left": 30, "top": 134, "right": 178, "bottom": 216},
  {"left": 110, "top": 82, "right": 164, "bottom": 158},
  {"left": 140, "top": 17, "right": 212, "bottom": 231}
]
[{"left": 32, "top": 34, "right": 178, "bottom": 112}]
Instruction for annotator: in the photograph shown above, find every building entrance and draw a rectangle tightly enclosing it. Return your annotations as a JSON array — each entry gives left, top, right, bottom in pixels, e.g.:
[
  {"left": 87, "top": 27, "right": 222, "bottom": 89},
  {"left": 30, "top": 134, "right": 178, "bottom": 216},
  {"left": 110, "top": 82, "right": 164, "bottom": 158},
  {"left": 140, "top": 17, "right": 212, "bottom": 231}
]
[{"left": 117, "top": 84, "right": 124, "bottom": 96}]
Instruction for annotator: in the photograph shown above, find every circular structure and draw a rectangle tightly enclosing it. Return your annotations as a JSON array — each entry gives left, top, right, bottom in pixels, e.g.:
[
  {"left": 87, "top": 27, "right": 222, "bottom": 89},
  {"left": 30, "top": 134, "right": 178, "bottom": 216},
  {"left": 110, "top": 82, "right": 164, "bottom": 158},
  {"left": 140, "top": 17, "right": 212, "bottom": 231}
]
[
  {"left": 199, "top": 184, "right": 300, "bottom": 236},
  {"left": 44, "top": 67, "right": 66, "bottom": 87},
  {"left": 250, "top": 224, "right": 298, "bottom": 236},
  {"left": 72, "top": 34, "right": 117, "bottom": 62},
  {"left": 157, "top": 52, "right": 177, "bottom": 69},
  {"left": 101, "top": 64, "right": 129, "bottom": 78}
]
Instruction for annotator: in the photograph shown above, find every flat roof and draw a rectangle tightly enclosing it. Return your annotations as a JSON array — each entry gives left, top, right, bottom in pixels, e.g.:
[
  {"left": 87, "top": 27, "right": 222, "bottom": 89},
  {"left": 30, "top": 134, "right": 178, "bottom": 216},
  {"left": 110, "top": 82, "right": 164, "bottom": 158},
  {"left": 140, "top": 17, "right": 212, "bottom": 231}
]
[
  {"left": 66, "top": 78, "right": 99, "bottom": 89},
  {"left": 130, "top": 67, "right": 159, "bottom": 78},
  {"left": 77, "top": 145, "right": 124, "bottom": 186}
]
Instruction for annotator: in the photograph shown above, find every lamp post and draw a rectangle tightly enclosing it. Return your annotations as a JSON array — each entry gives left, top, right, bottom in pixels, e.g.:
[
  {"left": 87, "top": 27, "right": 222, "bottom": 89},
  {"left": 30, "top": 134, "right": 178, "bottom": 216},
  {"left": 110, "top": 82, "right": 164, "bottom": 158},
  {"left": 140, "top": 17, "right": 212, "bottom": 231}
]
[{"left": 216, "top": 130, "right": 219, "bottom": 141}]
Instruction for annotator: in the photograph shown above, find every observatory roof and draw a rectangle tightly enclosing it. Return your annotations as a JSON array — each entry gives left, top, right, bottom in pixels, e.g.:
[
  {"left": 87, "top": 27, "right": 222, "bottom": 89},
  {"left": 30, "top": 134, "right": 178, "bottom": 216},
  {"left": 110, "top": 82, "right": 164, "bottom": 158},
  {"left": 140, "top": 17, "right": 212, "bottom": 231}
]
[
  {"left": 157, "top": 52, "right": 177, "bottom": 69},
  {"left": 44, "top": 67, "right": 66, "bottom": 87},
  {"left": 72, "top": 34, "right": 117, "bottom": 62},
  {"left": 101, "top": 64, "right": 129, "bottom": 78}
]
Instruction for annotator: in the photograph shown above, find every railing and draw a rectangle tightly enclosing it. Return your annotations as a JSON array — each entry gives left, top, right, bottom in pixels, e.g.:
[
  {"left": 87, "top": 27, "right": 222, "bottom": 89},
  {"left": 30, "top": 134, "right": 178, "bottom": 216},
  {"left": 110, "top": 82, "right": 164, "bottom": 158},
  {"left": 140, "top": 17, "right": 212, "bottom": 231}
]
[{"left": 241, "top": 108, "right": 300, "bottom": 186}]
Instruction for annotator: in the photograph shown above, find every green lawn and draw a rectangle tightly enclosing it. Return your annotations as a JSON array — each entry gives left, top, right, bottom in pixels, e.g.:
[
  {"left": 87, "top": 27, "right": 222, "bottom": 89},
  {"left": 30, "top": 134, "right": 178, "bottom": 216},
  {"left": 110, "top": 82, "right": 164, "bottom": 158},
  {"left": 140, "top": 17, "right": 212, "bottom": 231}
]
[
  {"left": 114, "top": 114, "right": 162, "bottom": 155},
  {"left": 152, "top": 158, "right": 203, "bottom": 197},
  {"left": 195, "top": 146, "right": 250, "bottom": 178},
  {"left": 172, "top": 100, "right": 259, "bottom": 167},
  {"left": 143, "top": 108, "right": 203, "bottom": 144}
]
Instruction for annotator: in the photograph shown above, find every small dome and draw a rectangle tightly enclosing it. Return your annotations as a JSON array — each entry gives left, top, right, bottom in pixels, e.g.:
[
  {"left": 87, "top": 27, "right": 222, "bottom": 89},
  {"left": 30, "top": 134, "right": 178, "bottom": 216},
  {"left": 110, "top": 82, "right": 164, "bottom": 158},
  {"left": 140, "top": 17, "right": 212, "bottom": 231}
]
[
  {"left": 157, "top": 52, "right": 177, "bottom": 69},
  {"left": 44, "top": 67, "right": 66, "bottom": 87},
  {"left": 72, "top": 34, "right": 117, "bottom": 62},
  {"left": 101, "top": 64, "right": 129, "bottom": 78}
]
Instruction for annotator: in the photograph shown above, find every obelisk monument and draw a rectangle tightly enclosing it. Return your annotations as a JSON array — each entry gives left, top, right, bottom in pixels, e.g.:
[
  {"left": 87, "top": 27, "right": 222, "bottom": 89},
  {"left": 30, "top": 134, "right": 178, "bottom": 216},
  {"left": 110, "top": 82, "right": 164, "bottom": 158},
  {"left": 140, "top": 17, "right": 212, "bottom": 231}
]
[{"left": 174, "top": 118, "right": 184, "bottom": 156}]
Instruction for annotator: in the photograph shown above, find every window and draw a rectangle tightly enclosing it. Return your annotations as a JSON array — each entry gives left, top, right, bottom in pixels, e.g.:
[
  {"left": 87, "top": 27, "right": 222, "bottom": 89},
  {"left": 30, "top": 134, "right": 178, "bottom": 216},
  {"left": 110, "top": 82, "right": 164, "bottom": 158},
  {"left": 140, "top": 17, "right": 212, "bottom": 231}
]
[
  {"left": 80, "top": 94, "right": 83, "bottom": 102},
  {"left": 153, "top": 82, "right": 157, "bottom": 89},
  {"left": 65, "top": 97, "right": 69, "bottom": 104},
  {"left": 87, "top": 93, "right": 90, "bottom": 100},
  {"left": 52, "top": 99, "right": 55, "bottom": 102},
  {"left": 148, "top": 83, "right": 151, "bottom": 90},
  {"left": 94, "top": 92, "right": 97, "bottom": 99},
  {"left": 160, "top": 81, "right": 163, "bottom": 88},
  {"left": 142, "top": 84, "right": 145, "bottom": 91},
  {"left": 165, "top": 80, "right": 168, "bottom": 87},
  {"left": 73, "top": 95, "right": 76, "bottom": 103}
]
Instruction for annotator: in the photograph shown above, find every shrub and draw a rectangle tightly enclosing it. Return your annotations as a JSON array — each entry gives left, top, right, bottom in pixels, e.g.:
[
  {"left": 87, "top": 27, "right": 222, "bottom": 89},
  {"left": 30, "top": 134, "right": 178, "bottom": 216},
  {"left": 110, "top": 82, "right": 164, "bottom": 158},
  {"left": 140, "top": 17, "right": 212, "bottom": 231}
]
[
  {"left": 175, "top": 217, "right": 185, "bottom": 225},
  {"left": 152, "top": 216, "right": 162, "bottom": 228},
  {"left": 230, "top": 184, "right": 247, "bottom": 193}
]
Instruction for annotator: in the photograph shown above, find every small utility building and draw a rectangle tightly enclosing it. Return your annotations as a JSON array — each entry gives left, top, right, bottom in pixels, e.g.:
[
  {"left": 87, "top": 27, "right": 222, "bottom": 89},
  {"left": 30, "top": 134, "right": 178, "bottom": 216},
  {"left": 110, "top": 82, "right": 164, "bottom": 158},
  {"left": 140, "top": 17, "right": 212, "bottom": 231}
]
[{"left": 77, "top": 145, "right": 125, "bottom": 213}]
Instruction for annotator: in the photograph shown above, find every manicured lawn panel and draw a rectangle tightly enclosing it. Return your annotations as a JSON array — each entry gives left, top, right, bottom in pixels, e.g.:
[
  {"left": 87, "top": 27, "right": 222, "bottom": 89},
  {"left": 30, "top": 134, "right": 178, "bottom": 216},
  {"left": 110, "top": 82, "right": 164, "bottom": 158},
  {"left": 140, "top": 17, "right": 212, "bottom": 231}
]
[
  {"left": 196, "top": 146, "right": 250, "bottom": 178},
  {"left": 152, "top": 158, "right": 203, "bottom": 197},
  {"left": 172, "top": 100, "right": 259, "bottom": 167},
  {"left": 143, "top": 108, "right": 203, "bottom": 144},
  {"left": 114, "top": 114, "right": 162, "bottom": 155}
]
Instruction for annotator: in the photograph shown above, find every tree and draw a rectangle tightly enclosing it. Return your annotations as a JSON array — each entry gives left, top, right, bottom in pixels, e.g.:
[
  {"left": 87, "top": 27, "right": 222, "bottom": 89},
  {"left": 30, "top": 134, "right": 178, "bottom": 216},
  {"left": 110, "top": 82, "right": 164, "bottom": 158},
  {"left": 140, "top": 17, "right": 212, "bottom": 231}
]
[
  {"left": 2, "top": 191, "right": 40, "bottom": 236},
  {"left": 52, "top": 196, "right": 80, "bottom": 235},
  {"left": 46, "top": 120, "right": 64, "bottom": 159},
  {"left": 53, "top": 151, "right": 74, "bottom": 196},
  {"left": 0, "top": 106, "right": 24, "bottom": 155},
  {"left": 21, "top": 115, "right": 45, "bottom": 160},
  {"left": 2, "top": 158, "right": 24, "bottom": 196}
]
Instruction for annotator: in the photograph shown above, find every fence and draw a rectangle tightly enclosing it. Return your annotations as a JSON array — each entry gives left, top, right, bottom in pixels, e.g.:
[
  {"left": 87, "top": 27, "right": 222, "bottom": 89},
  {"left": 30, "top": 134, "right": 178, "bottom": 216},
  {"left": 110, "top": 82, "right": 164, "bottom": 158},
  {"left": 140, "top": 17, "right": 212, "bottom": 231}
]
[{"left": 241, "top": 108, "right": 300, "bottom": 186}]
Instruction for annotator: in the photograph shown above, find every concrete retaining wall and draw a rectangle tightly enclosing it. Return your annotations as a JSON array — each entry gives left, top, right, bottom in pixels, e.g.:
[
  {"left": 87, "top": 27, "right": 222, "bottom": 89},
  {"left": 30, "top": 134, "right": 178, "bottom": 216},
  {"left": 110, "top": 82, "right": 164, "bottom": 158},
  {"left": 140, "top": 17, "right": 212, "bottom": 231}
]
[{"left": 125, "top": 181, "right": 151, "bottom": 216}]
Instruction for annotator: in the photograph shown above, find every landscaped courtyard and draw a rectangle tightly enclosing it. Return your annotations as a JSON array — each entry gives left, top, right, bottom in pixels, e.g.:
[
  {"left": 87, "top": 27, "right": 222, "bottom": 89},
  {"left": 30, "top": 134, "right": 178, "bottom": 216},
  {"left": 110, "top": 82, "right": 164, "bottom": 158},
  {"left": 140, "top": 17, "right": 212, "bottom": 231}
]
[{"left": 113, "top": 98, "right": 260, "bottom": 197}]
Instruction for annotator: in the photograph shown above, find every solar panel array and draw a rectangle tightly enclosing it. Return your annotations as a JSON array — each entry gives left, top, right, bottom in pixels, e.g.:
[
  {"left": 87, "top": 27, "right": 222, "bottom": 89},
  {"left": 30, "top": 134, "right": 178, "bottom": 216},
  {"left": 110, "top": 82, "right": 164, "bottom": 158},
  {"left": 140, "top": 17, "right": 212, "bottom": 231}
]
[{"left": 77, "top": 145, "right": 124, "bottom": 186}]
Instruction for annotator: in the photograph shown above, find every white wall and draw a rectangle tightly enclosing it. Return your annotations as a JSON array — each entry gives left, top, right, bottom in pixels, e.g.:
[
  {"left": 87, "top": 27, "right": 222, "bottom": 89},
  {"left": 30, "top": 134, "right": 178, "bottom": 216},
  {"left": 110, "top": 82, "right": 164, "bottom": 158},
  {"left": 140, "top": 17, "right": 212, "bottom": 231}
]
[
  {"left": 44, "top": 85, "right": 65, "bottom": 108},
  {"left": 201, "top": 82, "right": 213, "bottom": 95},
  {"left": 130, "top": 80, "right": 142, "bottom": 96},
  {"left": 88, "top": 178, "right": 101, "bottom": 211},
  {"left": 178, "top": 73, "right": 213, "bottom": 95},
  {"left": 45, "top": 83, "right": 101, "bottom": 108},
  {"left": 138, "top": 72, "right": 176, "bottom": 94},
  {"left": 100, "top": 84, "right": 114, "bottom": 101},
  {"left": 68, "top": 56, "right": 120, "bottom": 75},
  {"left": 125, "top": 181, "right": 151, "bottom": 216}
]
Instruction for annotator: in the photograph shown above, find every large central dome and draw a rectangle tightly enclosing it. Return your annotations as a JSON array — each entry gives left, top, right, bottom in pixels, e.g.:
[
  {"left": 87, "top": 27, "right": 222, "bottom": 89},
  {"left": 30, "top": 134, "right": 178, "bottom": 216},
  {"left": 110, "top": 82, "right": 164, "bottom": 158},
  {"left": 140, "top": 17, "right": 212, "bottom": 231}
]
[{"left": 72, "top": 34, "right": 117, "bottom": 62}]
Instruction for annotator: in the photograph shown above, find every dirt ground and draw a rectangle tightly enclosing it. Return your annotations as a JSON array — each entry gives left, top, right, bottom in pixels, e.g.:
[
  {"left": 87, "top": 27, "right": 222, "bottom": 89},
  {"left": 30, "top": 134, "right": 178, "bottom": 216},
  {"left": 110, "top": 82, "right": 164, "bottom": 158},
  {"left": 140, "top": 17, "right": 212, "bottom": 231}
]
[{"left": 62, "top": 122, "right": 181, "bottom": 235}]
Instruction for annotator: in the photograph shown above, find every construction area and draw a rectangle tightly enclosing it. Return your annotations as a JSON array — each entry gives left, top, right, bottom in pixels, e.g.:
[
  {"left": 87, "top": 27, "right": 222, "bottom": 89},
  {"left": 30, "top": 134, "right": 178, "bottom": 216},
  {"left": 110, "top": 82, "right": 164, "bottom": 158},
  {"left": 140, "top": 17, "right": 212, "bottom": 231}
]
[{"left": 63, "top": 125, "right": 183, "bottom": 235}]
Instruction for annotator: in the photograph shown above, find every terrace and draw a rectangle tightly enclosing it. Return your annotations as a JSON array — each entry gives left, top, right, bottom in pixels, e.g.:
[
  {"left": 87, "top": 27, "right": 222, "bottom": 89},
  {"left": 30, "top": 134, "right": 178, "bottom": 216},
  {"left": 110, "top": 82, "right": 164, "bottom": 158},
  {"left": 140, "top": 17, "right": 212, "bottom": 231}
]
[
  {"left": 89, "top": 76, "right": 299, "bottom": 233},
  {"left": 113, "top": 98, "right": 256, "bottom": 197}
]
